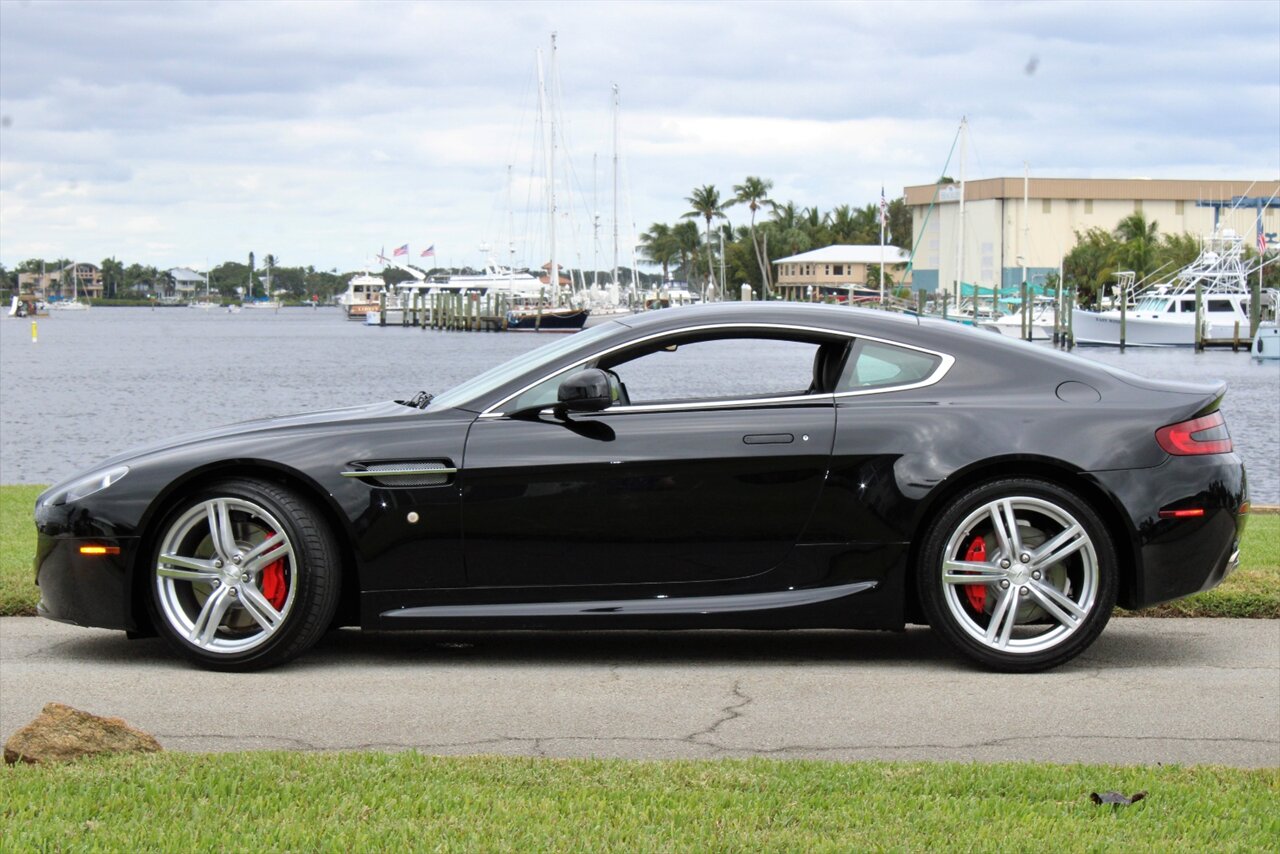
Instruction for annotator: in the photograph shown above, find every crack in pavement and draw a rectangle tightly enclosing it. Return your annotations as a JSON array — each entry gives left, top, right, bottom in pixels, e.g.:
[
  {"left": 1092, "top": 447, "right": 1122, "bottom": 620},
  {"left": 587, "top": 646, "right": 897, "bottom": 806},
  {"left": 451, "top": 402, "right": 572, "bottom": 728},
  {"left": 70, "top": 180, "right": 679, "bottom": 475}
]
[{"left": 686, "top": 679, "right": 753, "bottom": 746}]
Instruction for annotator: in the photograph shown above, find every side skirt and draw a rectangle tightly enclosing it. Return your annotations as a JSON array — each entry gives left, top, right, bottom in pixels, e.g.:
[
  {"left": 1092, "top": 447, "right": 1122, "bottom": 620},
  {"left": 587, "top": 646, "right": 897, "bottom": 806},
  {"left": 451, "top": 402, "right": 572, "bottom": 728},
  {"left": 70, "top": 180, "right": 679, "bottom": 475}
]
[{"left": 372, "top": 581, "right": 877, "bottom": 625}]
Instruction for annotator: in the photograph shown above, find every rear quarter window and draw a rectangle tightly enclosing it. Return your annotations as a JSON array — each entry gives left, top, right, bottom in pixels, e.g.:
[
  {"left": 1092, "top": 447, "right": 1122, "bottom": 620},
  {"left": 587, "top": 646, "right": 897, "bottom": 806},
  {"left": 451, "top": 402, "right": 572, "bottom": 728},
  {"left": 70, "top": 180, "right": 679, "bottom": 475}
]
[{"left": 839, "top": 340, "right": 941, "bottom": 392}]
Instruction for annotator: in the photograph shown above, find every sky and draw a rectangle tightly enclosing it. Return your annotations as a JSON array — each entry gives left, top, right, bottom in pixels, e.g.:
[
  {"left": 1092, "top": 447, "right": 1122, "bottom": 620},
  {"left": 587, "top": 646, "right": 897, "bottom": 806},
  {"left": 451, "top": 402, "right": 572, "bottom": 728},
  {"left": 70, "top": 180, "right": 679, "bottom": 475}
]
[{"left": 1, "top": 0, "right": 1277, "bottom": 274}]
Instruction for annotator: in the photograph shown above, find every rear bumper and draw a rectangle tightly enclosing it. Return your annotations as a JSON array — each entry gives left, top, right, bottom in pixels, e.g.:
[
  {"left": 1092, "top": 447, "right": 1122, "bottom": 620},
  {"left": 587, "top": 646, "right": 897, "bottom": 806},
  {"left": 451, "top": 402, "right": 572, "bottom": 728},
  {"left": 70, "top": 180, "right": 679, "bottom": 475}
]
[
  {"left": 1088, "top": 453, "right": 1247, "bottom": 609},
  {"left": 34, "top": 533, "right": 140, "bottom": 631}
]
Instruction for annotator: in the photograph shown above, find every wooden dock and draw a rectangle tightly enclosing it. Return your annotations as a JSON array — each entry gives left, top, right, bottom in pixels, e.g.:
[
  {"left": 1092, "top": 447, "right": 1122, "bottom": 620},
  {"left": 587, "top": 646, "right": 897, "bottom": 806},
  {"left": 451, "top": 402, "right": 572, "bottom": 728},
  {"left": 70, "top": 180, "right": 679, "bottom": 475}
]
[{"left": 369, "top": 291, "right": 513, "bottom": 331}]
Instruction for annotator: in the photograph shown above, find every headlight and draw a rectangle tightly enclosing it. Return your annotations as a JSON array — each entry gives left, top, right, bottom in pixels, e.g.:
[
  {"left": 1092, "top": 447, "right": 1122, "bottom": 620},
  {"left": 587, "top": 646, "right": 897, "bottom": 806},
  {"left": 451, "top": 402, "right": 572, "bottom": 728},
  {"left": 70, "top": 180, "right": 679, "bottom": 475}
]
[{"left": 46, "top": 466, "right": 130, "bottom": 505}]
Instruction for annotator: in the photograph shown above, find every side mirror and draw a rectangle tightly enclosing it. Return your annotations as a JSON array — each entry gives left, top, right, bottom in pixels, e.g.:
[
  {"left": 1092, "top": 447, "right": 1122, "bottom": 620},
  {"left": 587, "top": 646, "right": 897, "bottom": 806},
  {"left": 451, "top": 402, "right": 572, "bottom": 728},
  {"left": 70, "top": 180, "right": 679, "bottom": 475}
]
[{"left": 557, "top": 369, "right": 615, "bottom": 413}]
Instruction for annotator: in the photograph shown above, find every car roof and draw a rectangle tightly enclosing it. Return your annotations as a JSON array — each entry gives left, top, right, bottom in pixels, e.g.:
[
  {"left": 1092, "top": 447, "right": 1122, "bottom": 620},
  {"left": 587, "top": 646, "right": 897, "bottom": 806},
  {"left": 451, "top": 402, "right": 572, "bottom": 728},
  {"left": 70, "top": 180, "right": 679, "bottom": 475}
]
[{"left": 614, "top": 301, "right": 924, "bottom": 336}]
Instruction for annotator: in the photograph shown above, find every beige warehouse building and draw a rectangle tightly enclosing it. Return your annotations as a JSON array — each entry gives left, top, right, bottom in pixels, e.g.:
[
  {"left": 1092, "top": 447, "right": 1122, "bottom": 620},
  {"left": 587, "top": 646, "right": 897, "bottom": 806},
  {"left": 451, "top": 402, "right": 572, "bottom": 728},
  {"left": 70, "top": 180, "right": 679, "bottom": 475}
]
[{"left": 904, "top": 177, "right": 1280, "bottom": 295}]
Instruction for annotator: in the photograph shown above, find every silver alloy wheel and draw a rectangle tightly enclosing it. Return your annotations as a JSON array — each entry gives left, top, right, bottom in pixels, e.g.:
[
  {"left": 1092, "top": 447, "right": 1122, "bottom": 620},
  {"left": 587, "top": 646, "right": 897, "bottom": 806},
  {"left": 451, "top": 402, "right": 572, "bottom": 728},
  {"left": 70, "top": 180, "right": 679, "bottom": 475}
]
[
  {"left": 154, "top": 497, "right": 297, "bottom": 655},
  {"left": 940, "top": 495, "right": 1099, "bottom": 655}
]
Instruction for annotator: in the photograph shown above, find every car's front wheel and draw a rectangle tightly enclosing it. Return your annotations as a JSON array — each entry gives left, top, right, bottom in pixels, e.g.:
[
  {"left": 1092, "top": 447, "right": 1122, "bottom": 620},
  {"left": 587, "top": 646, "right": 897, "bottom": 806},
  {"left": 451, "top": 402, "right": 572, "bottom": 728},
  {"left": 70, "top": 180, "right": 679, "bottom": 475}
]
[
  {"left": 917, "top": 478, "right": 1117, "bottom": 672},
  {"left": 147, "top": 478, "right": 341, "bottom": 671}
]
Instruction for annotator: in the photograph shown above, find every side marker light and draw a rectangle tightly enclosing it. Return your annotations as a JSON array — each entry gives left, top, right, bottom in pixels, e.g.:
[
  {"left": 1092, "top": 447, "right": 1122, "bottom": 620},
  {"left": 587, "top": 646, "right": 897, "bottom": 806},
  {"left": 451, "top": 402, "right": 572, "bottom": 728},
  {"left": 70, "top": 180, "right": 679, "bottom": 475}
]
[
  {"left": 1157, "top": 508, "right": 1205, "bottom": 519},
  {"left": 79, "top": 545, "right": 121, "bottom": 556}
]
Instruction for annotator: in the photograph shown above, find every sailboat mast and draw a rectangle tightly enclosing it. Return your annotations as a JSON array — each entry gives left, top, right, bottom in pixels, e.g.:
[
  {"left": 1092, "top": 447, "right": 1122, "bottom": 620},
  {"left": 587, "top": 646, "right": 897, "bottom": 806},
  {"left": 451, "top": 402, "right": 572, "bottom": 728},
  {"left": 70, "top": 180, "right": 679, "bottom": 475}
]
[
  {"left": 611, "top": 83, "right": 620, "bottom": 303},
  {"left": 956, "top": 116, "right": 967, "bottom": 316},
  {"left": 592, "top": 153, "right": 600, "bottom": 290},
  {"left": 1022, "top": 161, "right": 1029, "bottom": 295},
  {"left": 507, "top": 164, "right": 516, "bottom": 300},
  {"left": 538, "top": 35, "right": 559, "bottom": 307}
]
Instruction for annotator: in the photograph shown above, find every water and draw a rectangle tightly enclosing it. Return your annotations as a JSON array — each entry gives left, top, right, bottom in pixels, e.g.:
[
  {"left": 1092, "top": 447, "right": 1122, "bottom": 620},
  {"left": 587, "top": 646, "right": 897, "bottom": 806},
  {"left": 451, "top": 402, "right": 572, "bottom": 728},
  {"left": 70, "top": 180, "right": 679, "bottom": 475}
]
[{"left": 2, "top": 308, "right": 1277, "bottom": 501}]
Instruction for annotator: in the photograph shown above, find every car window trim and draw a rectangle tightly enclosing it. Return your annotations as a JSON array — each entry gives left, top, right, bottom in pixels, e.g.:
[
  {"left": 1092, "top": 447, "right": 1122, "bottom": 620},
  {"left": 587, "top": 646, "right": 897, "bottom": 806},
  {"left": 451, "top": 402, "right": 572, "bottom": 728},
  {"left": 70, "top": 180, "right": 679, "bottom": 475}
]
[{"left": 479, "top": 322, "right": 955, "bottom": 418}]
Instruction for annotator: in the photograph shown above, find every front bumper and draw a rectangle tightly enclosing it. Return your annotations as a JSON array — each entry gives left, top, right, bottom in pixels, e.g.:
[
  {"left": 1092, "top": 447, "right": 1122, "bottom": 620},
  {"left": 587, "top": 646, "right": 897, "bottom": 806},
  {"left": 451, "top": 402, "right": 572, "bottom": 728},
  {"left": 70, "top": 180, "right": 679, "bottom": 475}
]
[
  {"left": 1088, "top": 452, "right": 1247, "bottom": 610},
  {"left": 34, "top": 533, "right": 141, "bottom": 630}
]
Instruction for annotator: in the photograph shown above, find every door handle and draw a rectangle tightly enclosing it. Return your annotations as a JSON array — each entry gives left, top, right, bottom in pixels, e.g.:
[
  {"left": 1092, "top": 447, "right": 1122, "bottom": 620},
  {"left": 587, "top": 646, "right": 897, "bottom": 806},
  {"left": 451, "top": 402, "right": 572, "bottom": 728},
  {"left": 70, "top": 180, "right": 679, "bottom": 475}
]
[{"left": 743, "top": 433, "right": 794, "bottom": 445}]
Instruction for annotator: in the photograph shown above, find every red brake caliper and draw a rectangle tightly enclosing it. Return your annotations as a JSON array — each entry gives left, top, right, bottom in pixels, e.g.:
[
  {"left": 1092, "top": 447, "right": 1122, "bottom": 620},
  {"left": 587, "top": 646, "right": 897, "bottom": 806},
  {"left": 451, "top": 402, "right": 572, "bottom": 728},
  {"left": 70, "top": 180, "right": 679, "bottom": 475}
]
[
  {"left": 963, "top": 536, "right": 987, "bottom": 613},
  {"left": 259, "top": 533, "right": 288, "bottom": 610}
]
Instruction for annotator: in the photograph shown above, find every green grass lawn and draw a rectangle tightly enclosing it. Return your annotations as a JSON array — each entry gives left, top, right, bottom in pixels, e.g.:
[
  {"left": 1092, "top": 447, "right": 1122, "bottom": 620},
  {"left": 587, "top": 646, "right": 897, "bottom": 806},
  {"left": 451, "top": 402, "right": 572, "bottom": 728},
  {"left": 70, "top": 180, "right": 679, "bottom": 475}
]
[
  {"left": 2, "top": 483, "right": 1277, "bottom": 618},
  {"left": 1, "top": 753, "right": 1276, "bottom": 851}
]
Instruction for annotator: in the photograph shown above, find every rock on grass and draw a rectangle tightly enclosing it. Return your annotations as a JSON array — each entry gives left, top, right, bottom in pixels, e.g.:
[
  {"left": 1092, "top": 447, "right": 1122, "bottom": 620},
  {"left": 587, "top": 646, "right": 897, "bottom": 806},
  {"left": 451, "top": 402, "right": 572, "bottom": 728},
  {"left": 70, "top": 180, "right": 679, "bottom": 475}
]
[{"left": 4, "top": 702, "right": 161, "bottom": 765}]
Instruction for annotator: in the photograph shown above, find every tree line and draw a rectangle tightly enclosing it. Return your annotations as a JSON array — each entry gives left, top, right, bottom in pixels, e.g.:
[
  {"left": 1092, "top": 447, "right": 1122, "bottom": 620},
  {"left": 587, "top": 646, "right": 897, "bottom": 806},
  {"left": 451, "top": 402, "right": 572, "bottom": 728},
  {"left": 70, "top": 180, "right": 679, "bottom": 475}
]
[
  {"left": 0, "top": 257, "right": 663, "bottom": 301},
  {"left": 639, "top": 177, "right": 912, "bottom": 298},
  {"left": 0, "top": 256, "right": 350, "bottom": 301}
]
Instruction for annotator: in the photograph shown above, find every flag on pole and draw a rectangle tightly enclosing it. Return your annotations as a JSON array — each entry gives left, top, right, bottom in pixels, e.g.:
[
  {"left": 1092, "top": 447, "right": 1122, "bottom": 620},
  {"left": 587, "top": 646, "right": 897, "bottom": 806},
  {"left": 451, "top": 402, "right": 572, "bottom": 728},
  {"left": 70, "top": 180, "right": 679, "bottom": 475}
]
[
  {"left": 420, "top": 244, "right": 435, "bottom": 258},
  {"left": 1259, "top": 231, "right": 1269, "bottom": 255},
  {"left": 393, "top": 244, "right": 409, "bottom": 257},
  {"left": 879, "top": 186, "right": 888, "bottom": 227}
]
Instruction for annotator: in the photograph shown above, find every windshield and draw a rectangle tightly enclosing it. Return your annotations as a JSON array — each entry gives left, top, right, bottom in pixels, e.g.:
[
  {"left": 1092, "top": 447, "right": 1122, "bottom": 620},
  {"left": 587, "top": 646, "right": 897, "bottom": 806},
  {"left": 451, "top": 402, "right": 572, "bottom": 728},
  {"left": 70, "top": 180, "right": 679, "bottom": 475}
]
[{"left": 427, "top": 321, "right": 623, "bottom": 411}]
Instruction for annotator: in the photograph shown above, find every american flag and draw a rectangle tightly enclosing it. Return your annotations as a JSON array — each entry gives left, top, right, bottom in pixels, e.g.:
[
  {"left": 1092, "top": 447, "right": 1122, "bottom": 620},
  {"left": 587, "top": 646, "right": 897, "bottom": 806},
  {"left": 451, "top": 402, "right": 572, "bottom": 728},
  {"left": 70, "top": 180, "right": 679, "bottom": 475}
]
[
  {"left": 393, "top": 244, "right": 409, "bottom": 257},
  {"left": 1259, "top": 231, "right": 1269, "bottom": 255},
  {"left": 420, "top": 244, "right": 435, "bottom": 258}
]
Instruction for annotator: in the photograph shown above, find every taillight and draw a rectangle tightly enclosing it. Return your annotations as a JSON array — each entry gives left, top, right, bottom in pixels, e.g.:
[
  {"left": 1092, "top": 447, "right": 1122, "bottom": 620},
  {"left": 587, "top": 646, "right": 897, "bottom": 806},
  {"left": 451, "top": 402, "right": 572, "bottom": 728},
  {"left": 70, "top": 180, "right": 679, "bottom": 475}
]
[{"left": 1155, "top": 411, "right": 1232, "bottom": 455}]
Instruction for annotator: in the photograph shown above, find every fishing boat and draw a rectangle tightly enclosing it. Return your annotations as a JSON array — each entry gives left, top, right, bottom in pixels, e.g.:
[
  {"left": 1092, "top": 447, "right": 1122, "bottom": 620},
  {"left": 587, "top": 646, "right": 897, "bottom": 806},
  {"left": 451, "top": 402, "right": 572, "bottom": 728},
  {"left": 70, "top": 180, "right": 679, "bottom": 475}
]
[
  {"left": 1072, "top": 229, "right": 1261, "bottom": 346},
  {"left": 990, "top": 293, "right": 1056, "bottom": 340}
]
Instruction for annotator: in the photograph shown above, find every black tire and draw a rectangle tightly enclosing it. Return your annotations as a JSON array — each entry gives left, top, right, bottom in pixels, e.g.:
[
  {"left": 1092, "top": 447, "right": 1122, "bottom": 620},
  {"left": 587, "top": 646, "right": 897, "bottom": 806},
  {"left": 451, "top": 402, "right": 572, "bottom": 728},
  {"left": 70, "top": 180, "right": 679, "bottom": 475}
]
[
  {"left": 146, "top": 477, "right": 341, "bottom": 671},
  {"left": 916, "top": 477, "right": 1117, "bottom": 672}
]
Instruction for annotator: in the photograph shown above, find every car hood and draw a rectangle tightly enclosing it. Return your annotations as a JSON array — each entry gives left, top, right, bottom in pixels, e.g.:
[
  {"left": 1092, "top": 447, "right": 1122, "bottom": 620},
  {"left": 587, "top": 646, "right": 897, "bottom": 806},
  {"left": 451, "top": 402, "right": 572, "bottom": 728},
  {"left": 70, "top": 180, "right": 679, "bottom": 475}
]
[{"left": 93, "top": 400, "right": 422, "bottom": 470}]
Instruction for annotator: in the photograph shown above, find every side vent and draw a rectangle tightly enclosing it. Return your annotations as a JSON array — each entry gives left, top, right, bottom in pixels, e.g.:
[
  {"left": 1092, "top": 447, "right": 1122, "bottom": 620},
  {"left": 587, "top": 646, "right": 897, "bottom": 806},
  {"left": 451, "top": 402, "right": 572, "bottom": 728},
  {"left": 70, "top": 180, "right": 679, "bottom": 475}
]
[{"left": 342, "top": 461, "right": 457, "bottom": 487}]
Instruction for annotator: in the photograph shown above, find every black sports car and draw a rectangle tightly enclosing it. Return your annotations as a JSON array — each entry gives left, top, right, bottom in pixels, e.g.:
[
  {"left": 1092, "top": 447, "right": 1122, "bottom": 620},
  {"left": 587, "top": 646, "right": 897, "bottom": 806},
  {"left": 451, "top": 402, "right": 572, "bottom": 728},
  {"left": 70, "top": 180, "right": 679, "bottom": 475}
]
[{"left": 34, "top": 303, "right": 1248, "bottom": 671}]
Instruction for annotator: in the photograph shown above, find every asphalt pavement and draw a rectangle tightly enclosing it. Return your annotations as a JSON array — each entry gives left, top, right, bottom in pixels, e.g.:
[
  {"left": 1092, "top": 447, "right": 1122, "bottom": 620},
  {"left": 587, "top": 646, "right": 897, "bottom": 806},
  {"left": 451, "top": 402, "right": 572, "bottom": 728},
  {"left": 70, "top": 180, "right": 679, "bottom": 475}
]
[{"left": 1, "top": 616, "right": 1276, "bottom": 767}]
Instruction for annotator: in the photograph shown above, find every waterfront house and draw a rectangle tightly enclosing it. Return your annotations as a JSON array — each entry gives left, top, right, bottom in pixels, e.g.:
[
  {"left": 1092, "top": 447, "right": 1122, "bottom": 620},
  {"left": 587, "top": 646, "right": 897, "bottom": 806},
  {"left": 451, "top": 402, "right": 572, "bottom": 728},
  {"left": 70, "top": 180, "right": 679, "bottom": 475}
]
[
  {"left": 17, "top": 263, "right": 104, "bottom": 300},
  {"left": 772, "top": 245, "right": 911, "bottom": 301},
  {"left": 168, "top": 267, "right": 206, "bottom": 299}
]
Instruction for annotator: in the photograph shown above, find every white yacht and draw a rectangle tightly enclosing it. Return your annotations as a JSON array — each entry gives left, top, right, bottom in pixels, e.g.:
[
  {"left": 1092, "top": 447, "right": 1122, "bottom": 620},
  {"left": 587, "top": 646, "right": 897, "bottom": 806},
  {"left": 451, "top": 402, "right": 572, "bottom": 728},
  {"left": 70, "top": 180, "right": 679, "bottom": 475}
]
[
  {"left": 339, "top": 271, "right": 387, "bottom": 321},
  {"left": 1072, "top": 230, "right": 1262, "bottom": 346}
]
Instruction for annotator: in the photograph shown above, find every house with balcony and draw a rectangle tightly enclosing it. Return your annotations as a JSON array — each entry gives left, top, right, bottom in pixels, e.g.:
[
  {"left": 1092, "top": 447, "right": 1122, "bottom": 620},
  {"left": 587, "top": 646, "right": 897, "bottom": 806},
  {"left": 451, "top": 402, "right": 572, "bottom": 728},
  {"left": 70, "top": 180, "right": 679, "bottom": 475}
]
[
  {"left": 772, "top": 245, "right": 911, "bottom": 301},
  {"left": 16, "top": 263, "right": 104, "bottom": 300}
]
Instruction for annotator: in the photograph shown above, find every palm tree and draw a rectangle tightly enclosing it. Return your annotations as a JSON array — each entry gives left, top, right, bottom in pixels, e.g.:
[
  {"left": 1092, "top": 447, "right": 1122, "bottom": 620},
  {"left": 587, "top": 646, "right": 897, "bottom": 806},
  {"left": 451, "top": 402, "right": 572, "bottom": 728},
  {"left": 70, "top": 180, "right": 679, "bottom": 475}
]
[
  {"left": 639, "top": 223, "right": 679, "bottom": 283},
  {"left": 729, "top": 176, "right": 774, "bottom": 298},
  {"left": 671, "top": 220, "right": 702, "bottom": 286},
  {"left": 1114, "top": 212, "right": 1160, "bottom": 280},
  {"left": 767, "top": 201, "right": 813, "bottom": 260},
  {"left": 683, "top": 184, "right": 726, "bottom": 297}
]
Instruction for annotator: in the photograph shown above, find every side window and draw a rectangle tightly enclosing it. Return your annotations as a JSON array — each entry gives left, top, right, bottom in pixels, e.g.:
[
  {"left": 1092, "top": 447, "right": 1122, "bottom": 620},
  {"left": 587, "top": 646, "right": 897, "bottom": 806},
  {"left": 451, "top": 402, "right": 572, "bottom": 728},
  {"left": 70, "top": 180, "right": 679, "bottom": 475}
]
[
  {"left": 838, "top": 340, "right": 941, "bottom": 392},
  {"left": 1206, "top": 299, "right": 1234, "bottom": 313},
  {"left": 611, "top": 337, "right": 821, "bottom": 404},
  {"left": 506, "top": 334, "right": 836, "bottom": 412}
]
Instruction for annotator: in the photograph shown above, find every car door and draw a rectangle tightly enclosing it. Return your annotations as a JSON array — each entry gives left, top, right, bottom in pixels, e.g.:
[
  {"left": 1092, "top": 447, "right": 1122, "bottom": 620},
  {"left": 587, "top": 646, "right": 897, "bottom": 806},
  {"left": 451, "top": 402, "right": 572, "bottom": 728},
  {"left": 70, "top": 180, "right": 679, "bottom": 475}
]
[{"left": 459, "top": 330, "right": 841, "bottom": 589}]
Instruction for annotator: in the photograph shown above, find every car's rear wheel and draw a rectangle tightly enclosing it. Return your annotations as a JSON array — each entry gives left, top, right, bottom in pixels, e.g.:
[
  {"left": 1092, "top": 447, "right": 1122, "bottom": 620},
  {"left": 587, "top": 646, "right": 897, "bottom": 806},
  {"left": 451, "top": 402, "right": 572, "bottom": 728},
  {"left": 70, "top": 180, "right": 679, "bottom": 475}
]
[
  {"left": 917, "top": 478, "right": 1117, "bottom": 672},
  {"left": 147, "top": 478, "right": 340, "bottom": 671}
]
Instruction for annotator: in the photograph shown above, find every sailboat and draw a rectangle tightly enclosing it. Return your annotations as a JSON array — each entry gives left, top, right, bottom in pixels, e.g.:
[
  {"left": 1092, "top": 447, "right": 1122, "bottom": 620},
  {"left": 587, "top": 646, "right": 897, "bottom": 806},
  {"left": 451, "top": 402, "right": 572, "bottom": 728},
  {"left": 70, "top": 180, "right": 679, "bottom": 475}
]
[
  {"left": 580, "top": 83, "right": 639, "bottom": 326},
  {"left": 242, "top": 255, "right": 283, "bottom": 309},
  {"left": 504, "top": 34, "right": 590, "bottom": 333},
  {"left": 188, "top": 269, "right": 220, "bottom": 309},
  {"left": 49, "top": 262, "right": 90, "bottom": 311}
]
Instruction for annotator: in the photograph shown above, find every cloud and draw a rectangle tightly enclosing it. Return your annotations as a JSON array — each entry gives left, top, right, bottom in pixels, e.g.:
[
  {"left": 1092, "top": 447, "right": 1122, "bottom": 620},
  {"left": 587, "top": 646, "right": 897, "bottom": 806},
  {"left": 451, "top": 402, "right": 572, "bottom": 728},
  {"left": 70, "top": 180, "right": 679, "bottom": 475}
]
[{"left": 0, "top": 0, "right": 1276, "bottom": 271}]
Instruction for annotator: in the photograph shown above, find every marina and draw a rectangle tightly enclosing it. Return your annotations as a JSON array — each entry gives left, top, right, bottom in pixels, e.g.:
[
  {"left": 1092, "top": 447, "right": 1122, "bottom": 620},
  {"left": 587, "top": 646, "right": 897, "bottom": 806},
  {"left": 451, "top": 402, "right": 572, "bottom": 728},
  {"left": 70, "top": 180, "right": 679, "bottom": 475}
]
[{"left": 1, "top": 306, "right": 1276, "bottom": 502}]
